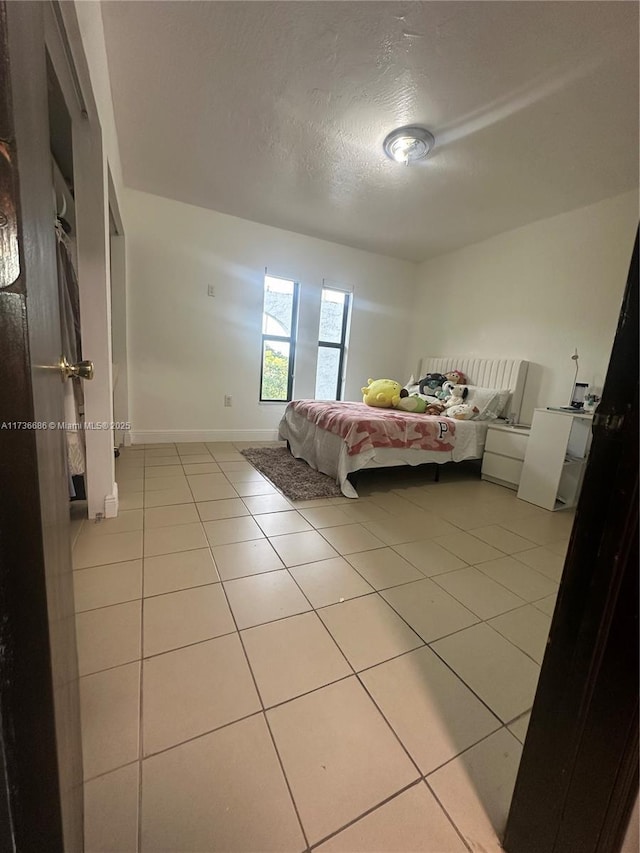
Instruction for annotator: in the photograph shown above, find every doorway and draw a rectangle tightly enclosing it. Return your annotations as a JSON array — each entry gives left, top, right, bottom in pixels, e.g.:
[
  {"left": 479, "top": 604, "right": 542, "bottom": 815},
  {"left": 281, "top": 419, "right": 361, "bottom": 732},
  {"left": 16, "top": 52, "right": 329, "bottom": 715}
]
[{"left": 48, "top": 48, "right": 89, "bottom": 515}]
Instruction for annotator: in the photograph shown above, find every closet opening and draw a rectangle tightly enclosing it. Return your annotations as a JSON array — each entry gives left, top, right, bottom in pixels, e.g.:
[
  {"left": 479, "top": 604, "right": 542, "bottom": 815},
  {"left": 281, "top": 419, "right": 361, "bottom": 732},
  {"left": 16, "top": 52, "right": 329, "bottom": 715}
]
[{"left": 46, "top": 50, "right": 87, "bottom": 508}]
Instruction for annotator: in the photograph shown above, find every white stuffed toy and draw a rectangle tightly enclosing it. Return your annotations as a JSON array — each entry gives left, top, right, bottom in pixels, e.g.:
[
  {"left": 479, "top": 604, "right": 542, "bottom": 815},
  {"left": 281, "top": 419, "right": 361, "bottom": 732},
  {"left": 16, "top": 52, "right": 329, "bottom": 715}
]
[
  {"left": 444, "top": 385, "right": 468, "bottom": 408},
  {"left": 445, "top": 402, "right": 480, "bottom": 420},
  {"left": 436, "top": 380, "right": 456, "bottom": 401},
  {"left": 444, "top": 385, "right": 480, "bottom": 420}
]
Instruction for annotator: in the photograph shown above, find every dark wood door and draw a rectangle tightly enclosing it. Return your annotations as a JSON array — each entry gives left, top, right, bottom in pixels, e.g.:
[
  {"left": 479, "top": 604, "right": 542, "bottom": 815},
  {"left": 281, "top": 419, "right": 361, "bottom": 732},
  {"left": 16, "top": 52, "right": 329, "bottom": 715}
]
[
  {"left": 0, "top": 2, "right": 83, "bottom": 850},
  {"left": 504, "top": 232, "right": 639, "bottom": 853}
]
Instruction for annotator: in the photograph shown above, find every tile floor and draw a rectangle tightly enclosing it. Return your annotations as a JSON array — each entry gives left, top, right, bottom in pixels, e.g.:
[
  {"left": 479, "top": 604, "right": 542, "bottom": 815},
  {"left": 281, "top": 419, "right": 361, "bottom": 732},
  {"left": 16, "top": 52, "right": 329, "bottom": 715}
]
[{"left": 73, "top": 442, "right": 574, "bottom": 853}]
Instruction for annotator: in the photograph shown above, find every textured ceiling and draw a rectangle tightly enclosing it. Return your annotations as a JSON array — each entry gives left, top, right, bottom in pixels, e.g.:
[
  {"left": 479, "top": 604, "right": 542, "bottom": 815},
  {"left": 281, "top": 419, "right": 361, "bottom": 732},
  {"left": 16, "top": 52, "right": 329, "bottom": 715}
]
[{"left": 101, "top": 1, "right": 639, "bottom": 262}]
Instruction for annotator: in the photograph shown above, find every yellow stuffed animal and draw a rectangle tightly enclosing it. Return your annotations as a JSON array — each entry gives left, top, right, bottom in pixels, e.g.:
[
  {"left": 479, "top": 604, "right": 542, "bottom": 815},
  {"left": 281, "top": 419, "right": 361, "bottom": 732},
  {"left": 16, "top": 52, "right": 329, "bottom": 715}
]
[{"left": 362, "top": 378, "right": 402, "bottom": 408}]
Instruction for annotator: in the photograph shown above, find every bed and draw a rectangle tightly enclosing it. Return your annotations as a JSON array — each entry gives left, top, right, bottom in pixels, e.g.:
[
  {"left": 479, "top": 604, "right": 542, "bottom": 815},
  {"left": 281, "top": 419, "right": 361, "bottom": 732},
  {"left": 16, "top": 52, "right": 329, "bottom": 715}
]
[{"left": 278, "top": 357, "right": 529, "bottom": 498}]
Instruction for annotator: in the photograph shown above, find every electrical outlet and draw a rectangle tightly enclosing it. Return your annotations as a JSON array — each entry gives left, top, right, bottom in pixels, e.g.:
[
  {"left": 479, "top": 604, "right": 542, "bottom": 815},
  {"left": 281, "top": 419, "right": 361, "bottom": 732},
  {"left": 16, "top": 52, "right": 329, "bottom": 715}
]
[
  {"left": 207, "top": 285, "right": 215, "bottom": 297},
  {"left": 224, "top": 395, "right": 232, "bottom": 407}
]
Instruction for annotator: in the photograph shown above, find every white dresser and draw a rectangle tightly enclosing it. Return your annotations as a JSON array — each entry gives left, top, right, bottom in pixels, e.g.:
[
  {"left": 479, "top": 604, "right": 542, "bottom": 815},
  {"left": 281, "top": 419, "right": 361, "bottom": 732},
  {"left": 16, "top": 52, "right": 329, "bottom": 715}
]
[
  {"left": 517, "top": 408, "right": 592, "bottom": 511},
  {"left": 481, "top": 422, "right": 531, "bottom": 490}
]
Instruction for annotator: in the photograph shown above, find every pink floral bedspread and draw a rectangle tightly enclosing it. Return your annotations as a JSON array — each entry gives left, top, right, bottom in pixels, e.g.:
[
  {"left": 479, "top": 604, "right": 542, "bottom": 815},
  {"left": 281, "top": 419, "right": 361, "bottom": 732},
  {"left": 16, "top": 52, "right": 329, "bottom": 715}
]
[{"left": 289, "top": 401, "right": 456, "bottom": 457}]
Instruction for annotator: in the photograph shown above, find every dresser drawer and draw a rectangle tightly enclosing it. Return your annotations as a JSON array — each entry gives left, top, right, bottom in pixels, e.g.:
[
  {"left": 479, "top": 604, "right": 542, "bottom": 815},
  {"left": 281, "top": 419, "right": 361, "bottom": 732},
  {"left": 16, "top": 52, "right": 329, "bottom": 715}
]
[
  {"left": 481, "top": 452, "right": 524, "bottom": 487},
  {"left": 485, "top": 429, "right": 529, "bottom": 460}
]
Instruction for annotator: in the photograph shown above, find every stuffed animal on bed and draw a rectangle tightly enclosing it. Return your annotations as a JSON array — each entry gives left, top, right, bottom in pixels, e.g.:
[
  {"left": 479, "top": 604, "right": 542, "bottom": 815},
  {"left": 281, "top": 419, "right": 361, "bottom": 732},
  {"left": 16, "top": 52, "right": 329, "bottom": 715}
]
[
  {"left": 392, "top": 393, "right": 428, "bottom": 413},
  {"left": 444, "top": 369, "right": 466, "bottom": 385},
  {"left": 425, "top": 402, "right": 446, "bottom": 415},
  {"left": 436, "top": 380, "right": 456, "bottom": 401},
  {"left": 418, "top": 373, "right": 447, "bottom": 396},
  {"left": 362, "top": 378, "right": 403, "bottom": 408},
  {"left": 444, "top": 384, "right": 469, "bottom": 405},
  {"left": 443, "top": 385, "right": 479, "bottom": 419},
  {"left": 445, "top": 403, "right": 480, "bottom": 420}
]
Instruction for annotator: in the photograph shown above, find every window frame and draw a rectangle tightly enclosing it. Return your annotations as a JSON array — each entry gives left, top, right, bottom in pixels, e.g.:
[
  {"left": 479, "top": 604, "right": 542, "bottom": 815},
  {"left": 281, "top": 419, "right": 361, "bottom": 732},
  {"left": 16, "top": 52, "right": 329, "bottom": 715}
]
[
  {"left": 316, "top": 286, "right": 351, "bottom": 401},
  {"left": 259, "top": 275, "right": 300, "bottom": 403}
]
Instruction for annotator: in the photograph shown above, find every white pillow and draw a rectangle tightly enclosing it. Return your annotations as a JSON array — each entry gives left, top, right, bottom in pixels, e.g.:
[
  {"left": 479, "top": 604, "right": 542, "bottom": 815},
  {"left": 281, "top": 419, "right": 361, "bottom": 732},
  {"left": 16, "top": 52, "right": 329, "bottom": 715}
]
[
  {"left": 492, "top": 389, "right": 511, "bottom": 417},
  {"left": 465, "top": 386, "right": 511, "bottom": 420}
]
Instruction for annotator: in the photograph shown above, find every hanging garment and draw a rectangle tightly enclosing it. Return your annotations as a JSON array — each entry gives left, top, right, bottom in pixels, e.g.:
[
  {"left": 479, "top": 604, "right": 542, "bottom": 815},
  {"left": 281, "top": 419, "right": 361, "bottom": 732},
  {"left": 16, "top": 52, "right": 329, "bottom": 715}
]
[{"left": 55, "top": 221, "right": 86, "bottom": 480}]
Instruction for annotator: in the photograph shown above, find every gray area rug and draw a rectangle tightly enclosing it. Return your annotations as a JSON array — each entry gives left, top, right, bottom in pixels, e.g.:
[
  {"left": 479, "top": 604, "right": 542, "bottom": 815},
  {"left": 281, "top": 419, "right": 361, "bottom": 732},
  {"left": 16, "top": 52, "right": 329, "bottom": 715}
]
[{"left": 239, "top": 447, "right": 342, "bottom": 500}]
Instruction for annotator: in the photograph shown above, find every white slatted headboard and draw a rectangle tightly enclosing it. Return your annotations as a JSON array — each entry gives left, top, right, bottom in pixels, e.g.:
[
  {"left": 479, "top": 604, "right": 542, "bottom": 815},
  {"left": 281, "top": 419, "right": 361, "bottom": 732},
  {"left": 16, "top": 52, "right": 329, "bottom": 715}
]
[{"left": 418, "top": 357, "right": 529, "bottom": 422}]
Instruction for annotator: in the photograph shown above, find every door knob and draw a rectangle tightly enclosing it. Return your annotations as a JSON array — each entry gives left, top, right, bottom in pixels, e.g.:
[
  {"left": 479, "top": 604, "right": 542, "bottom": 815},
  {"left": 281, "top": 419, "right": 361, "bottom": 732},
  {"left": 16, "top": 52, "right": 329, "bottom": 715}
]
[{"left": 59, "top": 355, "right": 94, "bottom": 381}]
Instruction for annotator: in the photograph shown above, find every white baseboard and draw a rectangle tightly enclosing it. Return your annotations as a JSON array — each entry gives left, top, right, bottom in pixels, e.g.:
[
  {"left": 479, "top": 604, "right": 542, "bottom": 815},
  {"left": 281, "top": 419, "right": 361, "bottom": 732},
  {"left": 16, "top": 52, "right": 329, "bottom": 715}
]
[
  {"left": 129, "top": 429, "right": 281, "bottom": 445},
  {"left": 104, "top": 482, "right": 119, "bottom": 518}
]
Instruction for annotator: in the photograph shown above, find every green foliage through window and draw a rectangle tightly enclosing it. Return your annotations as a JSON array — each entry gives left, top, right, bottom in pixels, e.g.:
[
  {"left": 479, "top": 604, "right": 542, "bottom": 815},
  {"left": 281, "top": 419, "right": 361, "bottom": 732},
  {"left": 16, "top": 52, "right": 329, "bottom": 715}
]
[{"left": 261, "top": 344, "right": 289, "bottom": 401}]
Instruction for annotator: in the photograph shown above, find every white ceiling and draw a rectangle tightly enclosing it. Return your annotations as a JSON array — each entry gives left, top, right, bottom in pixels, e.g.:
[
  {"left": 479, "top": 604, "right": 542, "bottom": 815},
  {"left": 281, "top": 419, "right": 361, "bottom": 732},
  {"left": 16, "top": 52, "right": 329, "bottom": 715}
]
[{"left": 101, "top": 1, "right": 639, "bottom": 262}]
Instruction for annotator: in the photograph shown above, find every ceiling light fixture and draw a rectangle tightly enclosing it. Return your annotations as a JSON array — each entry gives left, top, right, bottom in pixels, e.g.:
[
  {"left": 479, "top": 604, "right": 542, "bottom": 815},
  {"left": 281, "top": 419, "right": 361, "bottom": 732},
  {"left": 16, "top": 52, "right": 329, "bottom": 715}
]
[{"left": 383, "top": 125, "right": 435, "bottom": 165}]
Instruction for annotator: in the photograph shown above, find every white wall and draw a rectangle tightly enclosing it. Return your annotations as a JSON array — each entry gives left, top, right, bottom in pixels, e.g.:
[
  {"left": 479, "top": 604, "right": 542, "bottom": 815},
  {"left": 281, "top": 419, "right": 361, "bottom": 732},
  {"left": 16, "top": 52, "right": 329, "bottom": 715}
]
[
  {"left": 124, "top": 190, "right": 416, "bottom": 442},
  {"left": 408, "top": 191, "right": 638, "bottom": 423}
]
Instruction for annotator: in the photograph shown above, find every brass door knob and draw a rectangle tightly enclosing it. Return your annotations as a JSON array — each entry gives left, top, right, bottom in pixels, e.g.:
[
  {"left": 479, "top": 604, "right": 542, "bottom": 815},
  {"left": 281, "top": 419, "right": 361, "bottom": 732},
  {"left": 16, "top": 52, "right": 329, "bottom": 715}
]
[{"left": 59, "top": 355, "right": 94, "bottom": 381}]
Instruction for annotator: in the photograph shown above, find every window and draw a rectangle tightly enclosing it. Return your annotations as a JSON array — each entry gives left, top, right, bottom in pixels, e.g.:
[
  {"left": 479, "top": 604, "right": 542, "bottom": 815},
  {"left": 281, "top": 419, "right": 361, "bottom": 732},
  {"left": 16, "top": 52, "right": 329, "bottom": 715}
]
[
  {"left": 315, "top": 287, "right": 350, "bottom": 400},
  {"left": 260, "top": 274, "right": 299, "bottom": 402}
]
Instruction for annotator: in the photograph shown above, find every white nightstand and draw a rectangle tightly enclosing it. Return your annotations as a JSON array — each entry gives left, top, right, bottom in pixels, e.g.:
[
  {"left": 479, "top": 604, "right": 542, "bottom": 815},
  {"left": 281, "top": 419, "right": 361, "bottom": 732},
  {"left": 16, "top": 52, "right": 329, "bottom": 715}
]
[
  {"left": 517, "top": 408, "right": 592, "bottom": 511},
  {"left": 481, "top": 422, "right": 531, "bottom": 490}
]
